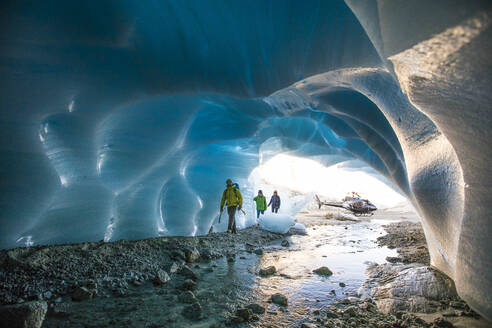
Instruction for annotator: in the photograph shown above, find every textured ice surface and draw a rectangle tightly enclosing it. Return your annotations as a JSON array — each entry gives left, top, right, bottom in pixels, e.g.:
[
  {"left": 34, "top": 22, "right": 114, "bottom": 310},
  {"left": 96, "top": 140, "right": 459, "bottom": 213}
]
[{"left": 0, "top": 0, "right": 490, "bottom": 320}]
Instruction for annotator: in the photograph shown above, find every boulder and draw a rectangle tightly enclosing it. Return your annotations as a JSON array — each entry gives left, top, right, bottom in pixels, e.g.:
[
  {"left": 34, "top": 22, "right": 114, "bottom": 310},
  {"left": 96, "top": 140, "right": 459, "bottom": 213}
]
[
  {"left": 259, "top": 266, "right": 276, "bottom": 276},
  {"left": 358, "top": 263, "right": 458, "bottom": 314},
  {"left": 281, "top": 240, "right": 290, "bottom": 247},
  {"left": 313, "top": 266, "right": 333, "bottom": 276},
  {"left": 0, "top": 301, "right": 48, "bottom": 328}
]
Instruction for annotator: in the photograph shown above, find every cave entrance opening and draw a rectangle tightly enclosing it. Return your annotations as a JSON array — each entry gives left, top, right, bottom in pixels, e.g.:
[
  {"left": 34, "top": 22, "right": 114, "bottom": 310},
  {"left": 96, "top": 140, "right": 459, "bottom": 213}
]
[{"left": 250, "top": 153, "right": 410, "bottom": 217}]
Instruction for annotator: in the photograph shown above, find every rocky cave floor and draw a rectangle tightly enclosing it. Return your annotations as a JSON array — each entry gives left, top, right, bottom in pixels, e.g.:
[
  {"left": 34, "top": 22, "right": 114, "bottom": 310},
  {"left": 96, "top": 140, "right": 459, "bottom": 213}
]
[{"left": 0, "top": 218, "right": 490, "bottom": 328}]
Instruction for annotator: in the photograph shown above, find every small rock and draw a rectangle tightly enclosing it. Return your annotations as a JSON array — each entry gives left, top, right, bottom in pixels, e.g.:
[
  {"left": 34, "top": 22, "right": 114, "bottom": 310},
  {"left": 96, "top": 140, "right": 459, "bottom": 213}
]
[
  {"left": 246, "top": 303, "right": 265, "bottom": 314},
  {"left": 227, "top": 255, "right": 235, "bottom": 262},
  {"left": 43, "top": 291, "right": 52, "bottom": 300},
  {"left": 433, "top": 317, "right": 454, "bottom": 328},
  {"left": 386, "top": 256, "right": 402, "bottom": 263},
  {"left": 184, "top": 248, "right": 201, "bottom": 263},
  {"left": 115, "top": 288, "right": 126, "bottom": 297},
  {"left": 325, "top": 309, "right": 339, "bottom": 318},
  {"left": 281, "top": 240, "right": 290, "bottom": 247},
  {"left": 180, "top": 279, "right": 196, "bottom": 290},
  {"left": 313, "top": 266, "right": 333, "bottom": 276},
  {"left": 153, "top": 269, "right": 170, "bottom": 285},
  {"left": 131, "top": 279, "right": 142, "bottom": 286},
  {"left": 72, "top": 286, "right": 93, "bottom": 301},
  {"left": 343, "top": 306, "right": 358, "bottom": 317},
  {"left": 339, "top": 282, "right": 346, "bottom": 287},
  {"left": 259, "top": 266, "right": 276, "bottom": 276},
  {"left": 449, "top": 301, "right": 465, "bottom": 309},
  {"left": 178, "top": 291, "right": 197, "bottom": 304},
  {"left": 442, "top": 311, "right": 457, "bottom": 317},
  {"left": 166, "top": 262, "right": 180, "bottom": 274},
  {"left": 179, "top": 265, "right": 198, "bottom": 281},
  {"left": 254, "top": 249, "right": 264, "bottom": 255},
  {"left": 200, "top": 248, "right": 212, "bottom": 260},
  {"left": 0, "top": 301, "right": 48, "bottom": 328},
  {"left": 270, "top": 293, "right": 288, "bottom": 306},
  {"left": 51, "top": 302, "right": 70, "bottom": 318},
  {"left": 182, "top": 301, "right": 201, "bottom": 320},
  {"left": 171, "top": 250, "right": 185, "bottom": 260}
]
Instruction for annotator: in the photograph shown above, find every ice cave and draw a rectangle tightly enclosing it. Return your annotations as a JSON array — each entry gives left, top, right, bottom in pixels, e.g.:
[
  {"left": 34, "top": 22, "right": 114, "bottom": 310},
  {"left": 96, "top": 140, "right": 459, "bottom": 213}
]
[{"left": 0, "top": 0, "right": 491, "bottom": 322}]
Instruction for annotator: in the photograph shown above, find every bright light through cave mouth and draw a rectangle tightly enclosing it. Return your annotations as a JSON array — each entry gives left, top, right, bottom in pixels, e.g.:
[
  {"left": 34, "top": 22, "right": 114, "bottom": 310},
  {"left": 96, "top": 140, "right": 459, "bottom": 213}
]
[{"left": 254, "top": 154, "right": 408, "bottom": 209}]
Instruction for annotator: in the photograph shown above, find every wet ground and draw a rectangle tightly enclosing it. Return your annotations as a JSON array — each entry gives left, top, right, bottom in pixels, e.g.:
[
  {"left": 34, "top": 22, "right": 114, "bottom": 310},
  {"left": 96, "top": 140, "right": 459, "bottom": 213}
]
[
  {"left": 4, "top": 206, "right": 490, "bottom": 327},
  {"left": 249, "top": 218, "right": 397, "bottom": 327},
  {"left": 42, "top": 211, "right": 399, "bottom": 327}
]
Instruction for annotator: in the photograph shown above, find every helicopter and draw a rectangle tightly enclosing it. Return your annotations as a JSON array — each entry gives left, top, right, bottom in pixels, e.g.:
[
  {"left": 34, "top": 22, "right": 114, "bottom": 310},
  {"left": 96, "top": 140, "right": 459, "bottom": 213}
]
[{"left": 315, "top": 192, "right": 377, "bottom": 216}]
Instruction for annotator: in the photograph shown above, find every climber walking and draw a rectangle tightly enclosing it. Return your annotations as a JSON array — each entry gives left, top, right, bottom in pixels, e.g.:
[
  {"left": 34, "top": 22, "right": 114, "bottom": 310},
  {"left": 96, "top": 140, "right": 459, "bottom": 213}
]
[
  {"left": 253, "top": 190, "right": 267, "bottom": 218},
  {"left": 268, "top": 190, "right": 281, "bottom": 213},
  {"left": 220, "top": 179, "right": 243, "bottom": 234}
]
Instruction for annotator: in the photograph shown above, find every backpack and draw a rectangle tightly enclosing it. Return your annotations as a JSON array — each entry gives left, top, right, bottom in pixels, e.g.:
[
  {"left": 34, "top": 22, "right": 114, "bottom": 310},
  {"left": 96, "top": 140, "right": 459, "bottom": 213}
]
[{"left": 223, "top": 182, "right": 240, "bottom": 199}]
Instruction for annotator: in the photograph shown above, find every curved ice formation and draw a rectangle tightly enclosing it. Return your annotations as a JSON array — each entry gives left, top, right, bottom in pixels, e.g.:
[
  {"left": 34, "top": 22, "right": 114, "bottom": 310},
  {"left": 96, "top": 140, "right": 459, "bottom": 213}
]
[{"left": 0, "top": 0, "right": 490, "bottom": 320}]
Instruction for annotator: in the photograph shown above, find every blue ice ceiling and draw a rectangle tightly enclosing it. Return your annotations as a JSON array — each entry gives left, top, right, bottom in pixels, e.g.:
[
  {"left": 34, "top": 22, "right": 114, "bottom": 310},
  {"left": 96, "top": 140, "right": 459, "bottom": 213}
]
[{"left": 0, "top": 0, "right": 491, "bottom": 320}]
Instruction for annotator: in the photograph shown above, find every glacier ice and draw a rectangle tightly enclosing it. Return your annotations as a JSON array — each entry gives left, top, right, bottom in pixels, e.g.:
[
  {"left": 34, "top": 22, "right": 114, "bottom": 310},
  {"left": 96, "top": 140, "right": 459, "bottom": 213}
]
[
  {"left": 258, "top": 214, "right": 296, "bottom": 234},
  {"left": 0, "top": 0, "right": 490, "bottom": 320}
]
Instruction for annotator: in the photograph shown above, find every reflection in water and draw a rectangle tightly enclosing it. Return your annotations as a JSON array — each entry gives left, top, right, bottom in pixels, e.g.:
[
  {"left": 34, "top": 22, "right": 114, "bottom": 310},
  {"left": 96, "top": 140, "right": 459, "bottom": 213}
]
[{"left": 249, "top": 220, "right": 396, "bottom": 326}]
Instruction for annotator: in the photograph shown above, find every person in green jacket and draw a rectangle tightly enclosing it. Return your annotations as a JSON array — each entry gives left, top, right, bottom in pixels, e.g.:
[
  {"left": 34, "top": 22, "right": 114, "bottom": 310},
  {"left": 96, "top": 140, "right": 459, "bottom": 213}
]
[
  {"left": 220, "top": 179, "right": 243, "bottom": 234},
  {"left": 253, "top": 190, "right": 267, "bottom": 218}
]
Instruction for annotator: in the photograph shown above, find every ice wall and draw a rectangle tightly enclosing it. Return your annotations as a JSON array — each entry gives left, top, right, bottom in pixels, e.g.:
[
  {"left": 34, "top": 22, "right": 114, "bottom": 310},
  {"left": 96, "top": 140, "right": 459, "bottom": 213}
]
[{"left": 0, "top": 0, "right": 490, "bottom": 320}]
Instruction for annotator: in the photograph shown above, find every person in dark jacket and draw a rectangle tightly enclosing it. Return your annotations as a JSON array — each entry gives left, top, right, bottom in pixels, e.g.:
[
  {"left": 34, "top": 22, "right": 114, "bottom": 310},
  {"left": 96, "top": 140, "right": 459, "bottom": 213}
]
[{"left": 268, "top": 190, "right": 281, "bottom": 213}]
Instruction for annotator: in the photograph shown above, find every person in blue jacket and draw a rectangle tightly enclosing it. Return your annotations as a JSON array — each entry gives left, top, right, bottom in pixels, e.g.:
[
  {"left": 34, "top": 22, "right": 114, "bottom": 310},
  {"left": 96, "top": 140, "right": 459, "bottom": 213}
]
[{"left": 268, "top": 190, "right": 281, "bottom": 213}]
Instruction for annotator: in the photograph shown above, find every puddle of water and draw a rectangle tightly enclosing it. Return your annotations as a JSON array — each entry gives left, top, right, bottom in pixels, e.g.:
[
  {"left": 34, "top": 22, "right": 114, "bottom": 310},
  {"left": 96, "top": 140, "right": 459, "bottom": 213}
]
[
  {"left": 44, "top": 219, "right": 396, "bottom": 328},
  {"left": 246, "top": 220, "right": 396, "bottom": 326}
]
